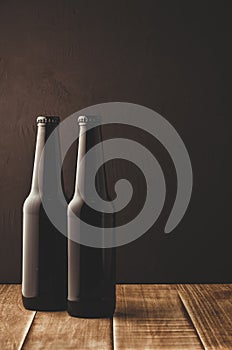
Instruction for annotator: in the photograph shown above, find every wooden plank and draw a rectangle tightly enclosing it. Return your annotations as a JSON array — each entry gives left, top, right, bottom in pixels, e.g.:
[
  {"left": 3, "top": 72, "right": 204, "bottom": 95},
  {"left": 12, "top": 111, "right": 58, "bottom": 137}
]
[
  {"left": 1, "top": 284, "right": 231, "bottom": 350},
  {"left": 0, "top": 284, "right": 35, "bottom": 350},
  {"left": 113, "top": 284, "right": 203, "bottom": 350},
  {"left": 177, "top": 284, "right": 232, "bottom": 350},
  {"left": 23, "top": 311, "right": 112, "bottom": 350}
]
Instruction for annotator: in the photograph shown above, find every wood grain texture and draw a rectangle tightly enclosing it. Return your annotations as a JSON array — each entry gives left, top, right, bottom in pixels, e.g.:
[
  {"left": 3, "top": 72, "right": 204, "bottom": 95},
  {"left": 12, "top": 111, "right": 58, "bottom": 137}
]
[
  {"left": 113, "top": 284, "right": 203, "bottom": 350},
  {"left": 177, "top": 284, "right": 232, "bottom": 350},
  {"left": 1, "top": 284, "right": 232, "bottom": 349},
  {"left": 23, "top": 311, "right": 112, "bottom": 350},
  {"left": 0, "top": 285, "right": 35, "bottom": 350}
]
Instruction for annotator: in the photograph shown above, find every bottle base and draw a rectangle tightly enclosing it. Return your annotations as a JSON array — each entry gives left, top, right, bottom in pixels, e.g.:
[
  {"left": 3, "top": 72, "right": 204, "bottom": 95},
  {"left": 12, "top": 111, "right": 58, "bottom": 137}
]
[
  {"left": 22, "top": 295, "right": 67, "bottom": 311},
  {"left": 67, "top": 297, "right": 115, "bottom": 318}
]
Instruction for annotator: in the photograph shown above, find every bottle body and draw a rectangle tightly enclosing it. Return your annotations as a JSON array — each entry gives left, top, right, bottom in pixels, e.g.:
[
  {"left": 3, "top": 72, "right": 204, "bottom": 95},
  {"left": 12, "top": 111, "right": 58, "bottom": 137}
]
[
  {"left": 22, "top": 116, "right": 67, "bottom": 311},
  {"left": 67, "top": 201, "right": 116, "bottom": 318},
  {"left": 67, "top": 117, "right": 116, "bottom": 318}
]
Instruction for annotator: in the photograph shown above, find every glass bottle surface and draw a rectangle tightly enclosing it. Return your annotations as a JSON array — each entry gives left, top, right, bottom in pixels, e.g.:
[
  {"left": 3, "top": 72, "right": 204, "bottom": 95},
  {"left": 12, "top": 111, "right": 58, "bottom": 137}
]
[
  {"left": 67, "top": 116, "right": 116, "bottom": 318},
  {"left": 22, "top": 116, "right": 67, "bottom": 311}
]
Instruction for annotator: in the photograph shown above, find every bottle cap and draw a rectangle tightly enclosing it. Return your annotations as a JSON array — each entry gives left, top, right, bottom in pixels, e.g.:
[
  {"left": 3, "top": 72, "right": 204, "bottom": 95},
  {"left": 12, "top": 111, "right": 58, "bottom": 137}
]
[
  {"left": 37, "top": 116, "right": 60, "bottom": 125},
  {"left": 78, "top": 116, "right": 88, "bottom": 125}
]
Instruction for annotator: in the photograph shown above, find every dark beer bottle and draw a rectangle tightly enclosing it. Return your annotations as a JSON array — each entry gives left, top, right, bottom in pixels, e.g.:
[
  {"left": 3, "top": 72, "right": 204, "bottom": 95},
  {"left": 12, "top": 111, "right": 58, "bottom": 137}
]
[
  {"left": 67, "top": 116, "right": 116, "bottom": 318},
  {"left": 22, "top": 116, "right": 67, "bottom": 311}
]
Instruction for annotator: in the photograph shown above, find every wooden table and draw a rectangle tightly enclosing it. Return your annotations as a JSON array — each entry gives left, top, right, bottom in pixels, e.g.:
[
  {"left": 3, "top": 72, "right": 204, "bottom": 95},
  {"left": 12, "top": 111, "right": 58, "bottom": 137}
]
[{"left": 0, "top": 284, "right": 231, "bottom": 349}]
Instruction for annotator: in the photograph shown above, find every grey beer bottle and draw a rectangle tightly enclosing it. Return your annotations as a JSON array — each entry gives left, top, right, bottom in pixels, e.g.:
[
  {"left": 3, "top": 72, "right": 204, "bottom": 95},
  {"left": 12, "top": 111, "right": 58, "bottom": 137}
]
[
  {"left": 22, "top": 116, "right": 67, "bottom": 311},
  {"left": 67, "top": 116, "right": 116, "bottom": 318}
]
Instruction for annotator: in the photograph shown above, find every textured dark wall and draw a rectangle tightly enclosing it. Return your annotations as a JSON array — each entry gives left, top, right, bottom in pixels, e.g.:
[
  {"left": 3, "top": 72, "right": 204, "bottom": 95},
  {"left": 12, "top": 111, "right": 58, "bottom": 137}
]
[{"left": 0, "top": 1, "right": 231, "bottom": 282}]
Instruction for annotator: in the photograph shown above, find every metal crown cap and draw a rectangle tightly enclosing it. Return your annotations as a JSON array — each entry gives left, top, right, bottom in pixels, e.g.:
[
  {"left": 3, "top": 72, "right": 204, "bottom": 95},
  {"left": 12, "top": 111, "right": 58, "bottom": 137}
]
[
  {"left": 37, "top": 116, "right": 60, "bottom": 125},
  {"left": 78, "top": 116, "right": 88, "bottom": 125}
]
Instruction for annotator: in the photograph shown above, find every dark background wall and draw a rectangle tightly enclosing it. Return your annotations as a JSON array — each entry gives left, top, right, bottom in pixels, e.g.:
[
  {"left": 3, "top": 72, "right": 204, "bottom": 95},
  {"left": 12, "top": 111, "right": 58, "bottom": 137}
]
[{"left": 0, "top": 0, "right": 231, "bottom": 283}]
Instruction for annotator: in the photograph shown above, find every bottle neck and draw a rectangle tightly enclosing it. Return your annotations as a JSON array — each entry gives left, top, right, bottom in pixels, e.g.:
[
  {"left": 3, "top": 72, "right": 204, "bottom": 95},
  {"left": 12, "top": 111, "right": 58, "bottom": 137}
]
[
  {"left": 30, "top": 122, "right": 63, "bottom": 197},
  {"left": 43, "top": 123, "right": 63, "bottom": 197},
  {"left": 74, "top": 124, "right": 87, "bottom": 197},
  {"left": 74, "top": 122, "right": 109, "bottom": 201},
  {"left": 31, "top": 124, "right": 46, "bottom": 193}
]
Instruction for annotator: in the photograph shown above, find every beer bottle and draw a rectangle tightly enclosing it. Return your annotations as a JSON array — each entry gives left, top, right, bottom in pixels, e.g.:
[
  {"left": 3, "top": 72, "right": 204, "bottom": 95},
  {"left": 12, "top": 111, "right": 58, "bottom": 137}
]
[
  {"left": 22, "top": 116, "right": 67, "bottom": 311},
  {"left": 67, "top": 116, "right": 116, "bottom": 318}
]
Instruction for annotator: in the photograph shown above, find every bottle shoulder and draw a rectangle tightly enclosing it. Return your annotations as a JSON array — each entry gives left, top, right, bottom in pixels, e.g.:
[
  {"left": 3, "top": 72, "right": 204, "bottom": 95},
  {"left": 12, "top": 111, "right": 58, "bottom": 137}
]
[
  {"left": 68, "top": 195, "right": 84, "bottom": 216},
  {"left": 70, "top": 195, "right": 114, "bottom": 221},
  {"left": 23, "top": 192, "right": 42, "bottom": 214}
]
